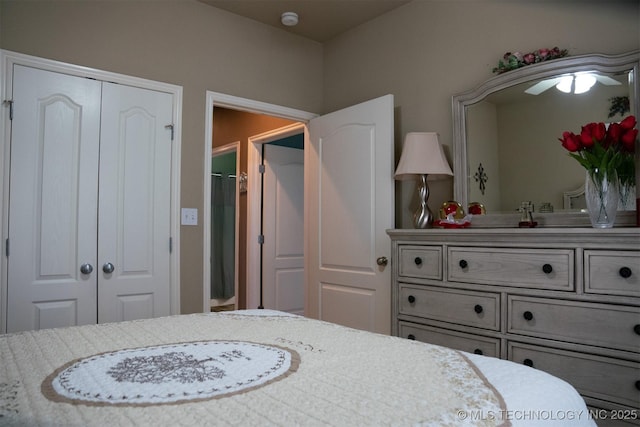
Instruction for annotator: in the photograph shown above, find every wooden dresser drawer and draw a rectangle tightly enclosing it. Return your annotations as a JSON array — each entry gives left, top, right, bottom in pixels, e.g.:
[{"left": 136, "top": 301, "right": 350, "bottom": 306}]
[
  {"left": 509, "top": 296, "right": 640, "bottom": 353},
  {"left": 399, "top": 285, "right": 500, "bottom": 330},
  {"left": 399, "top": 321, "right": 500, "bottom": 357},
  {"left": 447, "top": 247, "right": 574, "bottom": 290},
  {"left": 398, "top": 245, "right": 442, "bottom": 280},
  {"left": 509, "top": 342, "right": 640, "bottom": 408},
  {"left": 585, "top": 250, "right": 640, "bottom": 297}
]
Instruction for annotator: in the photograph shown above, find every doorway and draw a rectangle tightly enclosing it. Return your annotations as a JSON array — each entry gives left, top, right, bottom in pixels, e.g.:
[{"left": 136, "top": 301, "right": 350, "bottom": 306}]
[
  {"left": 203, "top": 92, "right": 315, "bottom": 312},
  {"left": 248, "top": 126, "right": 305, "bottom": 313},
  {"left": 203, "top": 92, "right": 394, "bottom": 334},
  {"left": 210, "top": 143, "right": 240, "bottom": 311}
]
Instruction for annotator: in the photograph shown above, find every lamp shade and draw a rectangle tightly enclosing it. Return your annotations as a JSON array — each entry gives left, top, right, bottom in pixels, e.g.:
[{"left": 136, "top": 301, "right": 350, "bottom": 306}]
[{"left": 394, "top": 132, "right": 453, "bottom": 180}]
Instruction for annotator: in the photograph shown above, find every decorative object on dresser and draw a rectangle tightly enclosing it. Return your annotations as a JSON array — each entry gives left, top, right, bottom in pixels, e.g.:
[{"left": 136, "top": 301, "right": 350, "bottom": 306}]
[
  {"left": 389, "top": 228, "right": 640, "bottom": 422},
  {"left": 558, "top": 115, "right": 637, "bottom": 229},
  {"left": 394, "top": 132, "right": 453, "bottom": 228}
]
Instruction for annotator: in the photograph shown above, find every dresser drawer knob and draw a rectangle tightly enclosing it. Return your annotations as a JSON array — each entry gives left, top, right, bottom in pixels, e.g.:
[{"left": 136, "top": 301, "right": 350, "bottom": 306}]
[
  {"left": 408, "top": 295, "right": 416, "bottom": 304},
  {"left": 414, "top": 257, "right": 422, "bottom": 266},
  {"left": 634, "top": 324, "right": 640, "bottom": 335},
  {"left": 523, "top": 358, "right": 534, "bottom": 367},
  {"left": 523, "top": 311, "right": 534, "bottom": 321},
  {"left": 474, "top": 304, "right": 483, "bottom": 314},
  {"left": 407, "top": 334, "right": 416, "bottom": 340},
  {"left": 619, "top": 267, "right": 632, "bottom": 279},
  {"left": 473, "top": 349, "right": 483, "bottom": 355},
  {"left": 459, "top": 259, "right": 468, "bottom": 269},
  {"left": 542, "top": 264, "right": 553, "bottom": 274}
]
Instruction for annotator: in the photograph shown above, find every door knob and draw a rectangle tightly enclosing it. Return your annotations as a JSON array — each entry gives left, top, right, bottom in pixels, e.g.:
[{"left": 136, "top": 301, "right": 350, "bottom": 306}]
[
  {"left": 376, "top": 256, "right": 388, "bottom": 266},
  {"left": 102, "top": 262, "right": 115, "bottom": 274},
  {"left": 80, "top": 263, "right": 93, "bottom": 275}
]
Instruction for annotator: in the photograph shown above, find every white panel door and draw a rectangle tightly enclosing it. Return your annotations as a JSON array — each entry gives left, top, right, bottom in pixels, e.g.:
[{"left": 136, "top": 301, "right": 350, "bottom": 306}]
[
  {"left": 307, "top": 95, "right": 394, "bottom": 334},
  {"left": 97, "top": 83, "right": 172, "bottom": 323},
  {"left": 7, "top": 65, "right": 102, "bottom": 332},
  {"left": 262, "top": 143, "right": 304, "bottom": 315}
]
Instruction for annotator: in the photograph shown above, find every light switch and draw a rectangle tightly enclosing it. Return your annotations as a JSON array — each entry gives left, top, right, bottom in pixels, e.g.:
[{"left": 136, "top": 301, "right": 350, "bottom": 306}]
[{"left": 181, "top": 208, "right": 198, "bottom": 226}]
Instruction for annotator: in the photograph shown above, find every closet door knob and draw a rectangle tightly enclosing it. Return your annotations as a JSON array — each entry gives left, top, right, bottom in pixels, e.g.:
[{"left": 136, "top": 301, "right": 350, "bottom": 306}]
[
  {"left": 523, "top": 358, "right": 534, "bottom": 367},
  {"left": 414, "top": 257, "right": 422, "bottom": 266},
  {"left": 542, "top": 264, "right": 553, "bottom": 274},
  {"left": 619, "top": 267, "right": 632, "bottom": 279},
  {"left": 474, "top": 304, "right": 483, "bottom": 314},
  {"left": 407, "top": 334, "right": 416, "bottom": 340},
  {"left": 80, "top": 263, "right": 93, "bottom": 275},
  {"left": 523, "top": 311, "right": 534, "bottom": 321},
  {"left": 459, "top": 259, "right": 468, "bottom": 269},
  {"left": 408, "top": 295, "right": 416, "bottom": 304},
  {"left": 376, "top": 256, "right": 388, "bottom": 266},
  {"left": 103, "top": 262, "right": 115, "bottom": 274}
]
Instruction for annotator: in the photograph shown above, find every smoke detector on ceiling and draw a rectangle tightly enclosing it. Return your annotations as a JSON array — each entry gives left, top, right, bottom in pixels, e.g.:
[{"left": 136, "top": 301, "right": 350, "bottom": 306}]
[{"left": 281, "top": 12, "right": 299, "bottom": 27}]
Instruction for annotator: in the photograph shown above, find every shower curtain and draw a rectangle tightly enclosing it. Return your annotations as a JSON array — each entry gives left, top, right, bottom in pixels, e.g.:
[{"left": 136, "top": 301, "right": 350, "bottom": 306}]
[{"left": 211, "top": 174, "right": 236, "bottom": 299}]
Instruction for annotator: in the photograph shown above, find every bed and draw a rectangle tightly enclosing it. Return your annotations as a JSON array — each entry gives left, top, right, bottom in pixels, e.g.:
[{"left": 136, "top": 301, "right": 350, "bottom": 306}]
[{"left": 0, "top": 310, "right": 596, "bottom": 426}]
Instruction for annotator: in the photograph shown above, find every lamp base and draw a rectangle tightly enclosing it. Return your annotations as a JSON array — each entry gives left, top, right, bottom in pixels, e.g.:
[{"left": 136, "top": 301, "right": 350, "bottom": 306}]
[{"left": 413, "top": 174, "right": 433, "bottom": 229}]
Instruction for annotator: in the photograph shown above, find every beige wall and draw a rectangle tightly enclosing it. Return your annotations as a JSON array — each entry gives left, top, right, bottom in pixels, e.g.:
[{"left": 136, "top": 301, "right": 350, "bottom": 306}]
[
  {"left": 0, "top": 0, "right": 323, "bottom": 314},
  {"left": 1, "top": 0, "right": 639, "bottom": 311},
  {"left": 323, "top": 0, "right": 640, "bottom": 227}
]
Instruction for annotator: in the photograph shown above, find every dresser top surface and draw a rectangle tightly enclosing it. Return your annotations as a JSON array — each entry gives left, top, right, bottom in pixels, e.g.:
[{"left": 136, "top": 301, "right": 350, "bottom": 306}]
[{"left": 387, "top": 228, "right": 640, "bottom": 247}]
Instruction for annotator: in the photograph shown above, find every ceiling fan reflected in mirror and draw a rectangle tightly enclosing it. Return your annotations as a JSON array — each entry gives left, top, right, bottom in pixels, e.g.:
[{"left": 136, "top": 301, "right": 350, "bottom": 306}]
[{"left": 525, "top": 72, "right": 621, "bottom": 95}]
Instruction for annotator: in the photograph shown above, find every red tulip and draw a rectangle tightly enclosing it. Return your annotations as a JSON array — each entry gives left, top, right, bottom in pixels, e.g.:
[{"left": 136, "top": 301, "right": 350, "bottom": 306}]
[
  {"left": 621, "top": 128, "right": 638, "bottom": 152},
  {"left": 559, "top": 132, "right": 582, "bottom": 152},
  {"left": 580, "top": 122, "right": 605, "bottom": 147},
  {"left": 607, "top": 122, "right": 622, "bottom": 142},
  {"left": 620, "top": 115, "right": 637, "bottom": 130}
]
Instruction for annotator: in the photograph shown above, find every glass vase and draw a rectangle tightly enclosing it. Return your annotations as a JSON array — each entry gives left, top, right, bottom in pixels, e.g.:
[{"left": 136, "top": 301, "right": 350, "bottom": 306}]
[
  {"left": 618, "top": 181, "right": 636, "bottom": 211},
  {"left": 585, "top": 169, "right": 619, "bottom": 228}
]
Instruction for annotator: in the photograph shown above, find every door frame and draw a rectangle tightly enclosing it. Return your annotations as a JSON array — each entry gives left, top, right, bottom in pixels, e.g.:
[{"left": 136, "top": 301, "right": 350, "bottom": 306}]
[
  {"left": 203, "top": 91, "right": 316, "bottom": 312},
  {"left": 247, "top": 123, "right": 306, "bottom": 310},
  {"left": 205, "top": 141, "right": 240, "bottom": 310},
  {"left": 0, "top": 50, "right": 183, "bottom": 332}
]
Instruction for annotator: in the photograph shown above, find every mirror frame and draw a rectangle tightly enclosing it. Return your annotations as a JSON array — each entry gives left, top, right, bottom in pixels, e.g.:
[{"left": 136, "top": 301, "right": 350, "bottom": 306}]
[{"left": 452, "top": 50, "right": 640, "bottom": 227}]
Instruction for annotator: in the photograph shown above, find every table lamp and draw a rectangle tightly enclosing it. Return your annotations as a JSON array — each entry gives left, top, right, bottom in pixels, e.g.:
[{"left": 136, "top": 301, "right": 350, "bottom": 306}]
[{"left": 395, "top": 132, "right": 453, "bottom": 228}]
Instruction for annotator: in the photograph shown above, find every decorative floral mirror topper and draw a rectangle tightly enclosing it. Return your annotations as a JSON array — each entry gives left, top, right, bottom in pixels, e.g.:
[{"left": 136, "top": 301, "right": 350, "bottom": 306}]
[{"left": 492, "top": 47, "right": 569, "bottom": 74}]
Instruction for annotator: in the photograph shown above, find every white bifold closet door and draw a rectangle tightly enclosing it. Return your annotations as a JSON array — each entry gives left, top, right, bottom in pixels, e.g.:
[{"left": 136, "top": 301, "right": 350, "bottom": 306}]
[{"left": 6, "top": 65, "right": 172, "bottom": 332}]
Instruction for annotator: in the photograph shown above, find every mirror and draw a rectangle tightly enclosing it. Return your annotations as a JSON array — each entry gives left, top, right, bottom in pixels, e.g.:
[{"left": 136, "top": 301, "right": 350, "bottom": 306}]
[{"left": 453, "top": 51, "right": 639, "bottom": 227}]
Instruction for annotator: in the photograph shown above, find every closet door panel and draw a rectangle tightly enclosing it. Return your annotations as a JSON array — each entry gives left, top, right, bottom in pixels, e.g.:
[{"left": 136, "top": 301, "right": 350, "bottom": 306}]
[
  {"left": 97, "top": 82, "right": 172, "bottom": 323},
  {"left": 7, "top": 65, "right": 101, "bottom": 332}
]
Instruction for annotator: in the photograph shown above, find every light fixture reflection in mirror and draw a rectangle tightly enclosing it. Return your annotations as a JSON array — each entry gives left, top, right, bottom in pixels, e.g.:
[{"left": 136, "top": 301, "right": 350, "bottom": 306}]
[
  {"left": 452, "top": 51, "right": 639, "bottom": 227},
  {"left": 556, "top": 73, "right": 598, "bottom": 94}
]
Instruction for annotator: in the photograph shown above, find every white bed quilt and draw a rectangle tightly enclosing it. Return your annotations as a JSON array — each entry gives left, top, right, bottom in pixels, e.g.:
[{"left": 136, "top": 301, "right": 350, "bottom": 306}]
[{"left": 0, "top": 311, "right": 595, "bottom": 426}]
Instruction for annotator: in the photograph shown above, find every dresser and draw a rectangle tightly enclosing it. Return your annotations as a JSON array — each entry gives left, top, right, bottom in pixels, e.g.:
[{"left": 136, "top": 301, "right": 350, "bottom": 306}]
[{"left": 388, "top": 228, "right": 640, "bottom": 424}]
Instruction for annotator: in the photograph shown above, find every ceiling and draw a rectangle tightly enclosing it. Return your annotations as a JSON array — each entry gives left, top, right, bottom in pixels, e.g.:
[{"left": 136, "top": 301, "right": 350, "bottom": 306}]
[{"left": 197, "top": 0, "right": 412, "bottom": 43}]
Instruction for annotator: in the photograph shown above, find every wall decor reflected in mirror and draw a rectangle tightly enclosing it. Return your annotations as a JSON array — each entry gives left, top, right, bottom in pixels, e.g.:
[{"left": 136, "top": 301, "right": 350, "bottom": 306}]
[{"left": 453, "top": 51, "right": 639, "bottom": 227}]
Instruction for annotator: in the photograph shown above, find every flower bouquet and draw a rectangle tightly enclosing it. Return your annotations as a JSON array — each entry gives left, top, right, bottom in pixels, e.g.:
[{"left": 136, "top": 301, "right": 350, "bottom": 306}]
[{"left": 559, "top": 115, "right": 637, "bottom": 227}]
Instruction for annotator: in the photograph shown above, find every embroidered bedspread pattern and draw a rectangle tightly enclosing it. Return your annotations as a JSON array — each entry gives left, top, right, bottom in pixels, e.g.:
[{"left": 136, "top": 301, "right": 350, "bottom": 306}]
[{"left": 0, "top": 313, "right": 507, "bottom": 426}]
